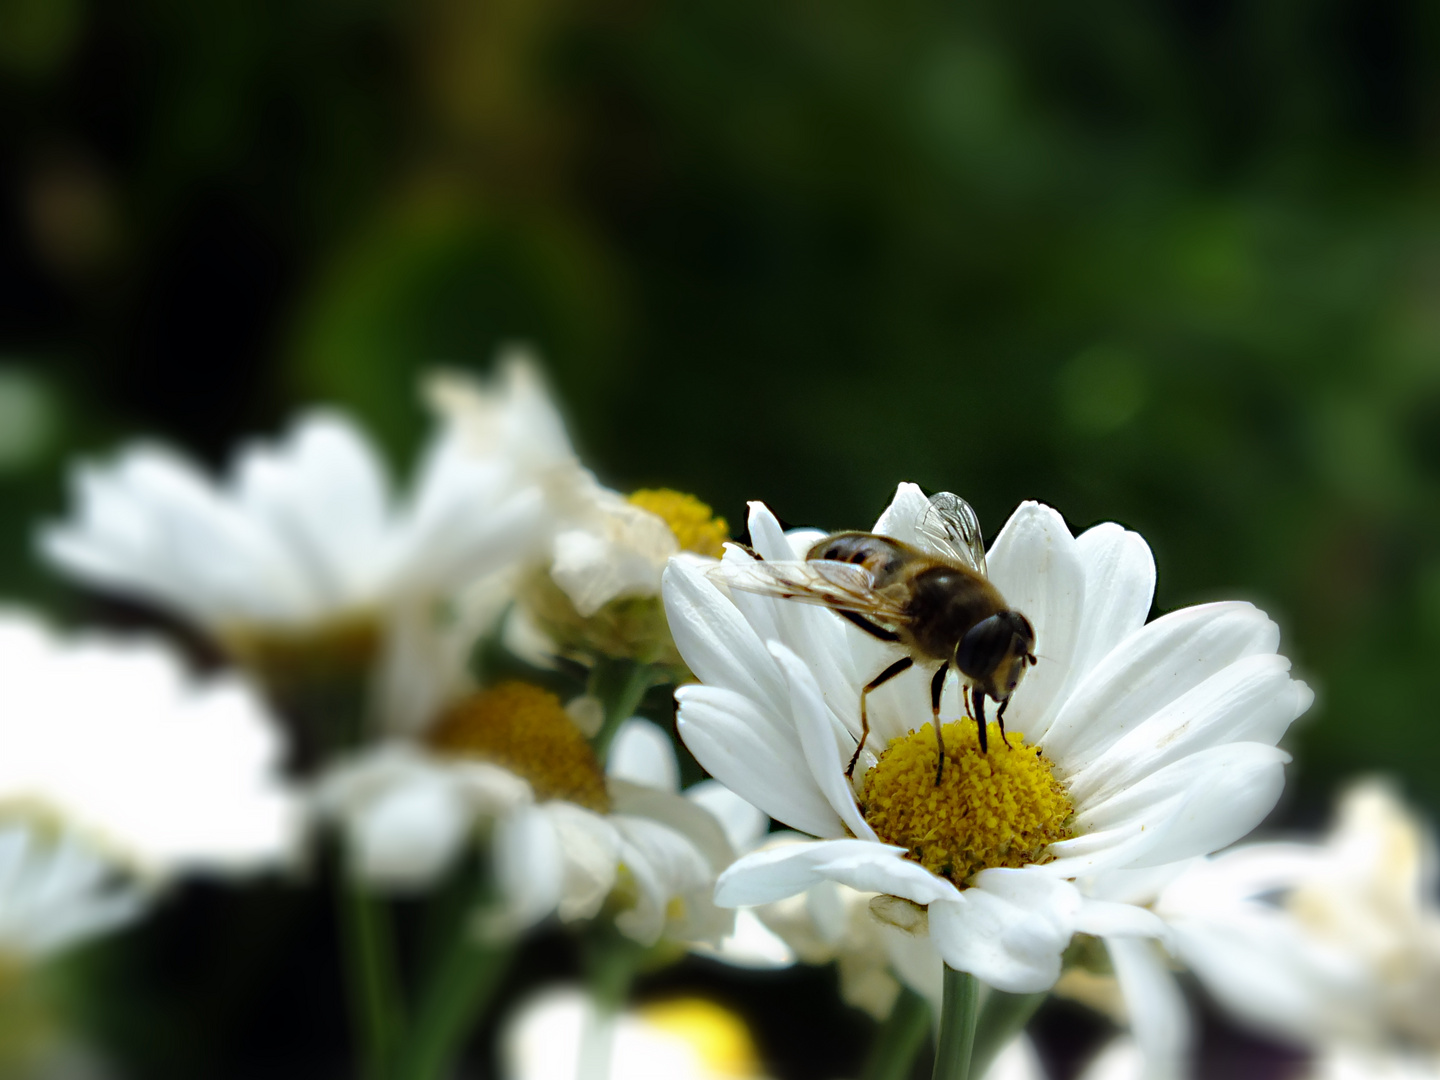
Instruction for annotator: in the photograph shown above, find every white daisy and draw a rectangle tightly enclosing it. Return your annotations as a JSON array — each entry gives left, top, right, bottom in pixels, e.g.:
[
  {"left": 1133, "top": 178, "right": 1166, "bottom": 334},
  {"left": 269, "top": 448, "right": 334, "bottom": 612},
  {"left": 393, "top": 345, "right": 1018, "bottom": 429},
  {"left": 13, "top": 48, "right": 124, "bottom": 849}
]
[
  {"left": 661, "top": 483, "right": 1312, "bottom": 994},
  {"left": 0, "top": 823, "right": 145, "bottom": 962},
  {"left": 1152, "top": 778, "right": 1440, "bottom": 1053},
  {"left": 430, "top": 356, "right": 729, "bottom": 671},
  {"left": 317, "top": 686, "right": 735, "bottom": 948},
  {"left": 39, "top": 361, "right": 547, "bottom": 671},
  {"left": 0, "top": 608, "right": 301, "bottom": 879},
  {"left": 502, "top": 986, "right": 773, "bottom": 1080}
]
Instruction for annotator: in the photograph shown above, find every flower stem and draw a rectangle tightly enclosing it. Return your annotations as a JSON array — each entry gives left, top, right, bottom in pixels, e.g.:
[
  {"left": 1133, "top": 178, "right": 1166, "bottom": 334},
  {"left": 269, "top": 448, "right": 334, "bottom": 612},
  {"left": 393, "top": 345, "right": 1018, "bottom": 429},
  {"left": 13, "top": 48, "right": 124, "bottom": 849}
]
[
  {"left": 391, "top": 935, "right": 515, "bottom": 1080},
  {"left": 969, "top": 990, "right": 1045, "bottom": 1079},
  {"left": 339, "top": 882, "right": 403, "bottom": 1080},
  {"left": 587, "top": 659, "right": 654, "bottom": 762},
  {"left": 577, "top": 927, "right": 645, "bottom": 1080},
  {"left": 860, "top": 987, "right": 932, "bottom": 1080},
  {"left": 931, "top": 966, "right": 979, "bottom": 1080}
]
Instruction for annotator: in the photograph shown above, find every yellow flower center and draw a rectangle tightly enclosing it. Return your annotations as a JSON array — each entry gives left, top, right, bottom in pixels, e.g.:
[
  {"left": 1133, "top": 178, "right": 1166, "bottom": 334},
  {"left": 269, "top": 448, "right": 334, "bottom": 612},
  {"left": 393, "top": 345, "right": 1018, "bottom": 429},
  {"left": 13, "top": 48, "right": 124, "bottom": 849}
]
[
  {"left": 636, "top": 998, "right": 763, "bottom": 1078},
  {"left": 627, "top": 488, "right": 729, "bottom": 557},
  {"left": 427, "top": 682, "right": 610, "bottom": 813},
  {"left": 860, "top": 721, "right": 1073, "bottom": 888}
]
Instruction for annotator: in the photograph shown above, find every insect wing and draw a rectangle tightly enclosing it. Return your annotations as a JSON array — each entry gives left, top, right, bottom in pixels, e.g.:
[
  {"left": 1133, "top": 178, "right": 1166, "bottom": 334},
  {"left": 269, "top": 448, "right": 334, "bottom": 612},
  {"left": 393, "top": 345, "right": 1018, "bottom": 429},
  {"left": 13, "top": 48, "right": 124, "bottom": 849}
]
[
  {"left": 708, "top": 558, "right": 908, "bottom": 621},
  {"left": 916, "top": 492, "right": 988, "bottom": 575}
]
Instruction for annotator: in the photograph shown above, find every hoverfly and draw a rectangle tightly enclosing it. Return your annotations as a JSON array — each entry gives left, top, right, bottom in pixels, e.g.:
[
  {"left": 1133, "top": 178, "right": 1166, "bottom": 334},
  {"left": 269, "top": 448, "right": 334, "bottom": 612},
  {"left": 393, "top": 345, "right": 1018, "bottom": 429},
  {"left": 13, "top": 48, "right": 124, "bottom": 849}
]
[{"left": 715, "top": 492, "right": 1036, "bottom": 784}]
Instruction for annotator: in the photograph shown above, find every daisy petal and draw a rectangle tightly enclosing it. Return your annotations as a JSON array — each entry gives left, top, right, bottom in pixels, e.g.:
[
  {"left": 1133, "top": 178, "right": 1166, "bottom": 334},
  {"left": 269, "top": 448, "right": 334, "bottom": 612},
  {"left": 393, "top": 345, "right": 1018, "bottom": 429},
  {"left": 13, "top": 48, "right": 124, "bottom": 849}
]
[
  {"left": 928, "top": 869, "right": 1082, "bottom": 992},
  {"left": 1042, "top": 601, "right": 1280, "bottom": 772},
  {"left": 985, "top": 502, "right": 1086, "bottom": 741},
  {"left": 1070, "top": 523, "right": 1156, "bottom": 678},
  {"left": 1075, "top": 743, "right": 1290, "bottom": 869},
  {"left": 1066, "top": 653, "right": 1309, "bottom": 806},
  {"left": 872, "top": 483, "right": 933, "bottom": 547},
  {"left": 1106, "top": 936, "right": 1191, "bottom": 1076},
  {"left": 675, "top": 685, "right": 841, "bottom": 838},
  {"left": 768, "top": 642, "right": 877, "bottom": 842},
  {"left": 662, "top": 561, "right": 787, "bottom": 705},
  {"left": 714, "top": 840, "right": 957, "bottom": 908}
]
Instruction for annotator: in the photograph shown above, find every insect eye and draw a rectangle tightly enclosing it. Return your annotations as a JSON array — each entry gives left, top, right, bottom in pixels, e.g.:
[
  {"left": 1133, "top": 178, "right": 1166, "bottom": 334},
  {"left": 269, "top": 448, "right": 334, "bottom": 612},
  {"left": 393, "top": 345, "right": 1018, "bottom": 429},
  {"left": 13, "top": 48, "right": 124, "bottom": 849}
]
[{"left": 824, "top": 546, "right": 842, "bottom": 560}]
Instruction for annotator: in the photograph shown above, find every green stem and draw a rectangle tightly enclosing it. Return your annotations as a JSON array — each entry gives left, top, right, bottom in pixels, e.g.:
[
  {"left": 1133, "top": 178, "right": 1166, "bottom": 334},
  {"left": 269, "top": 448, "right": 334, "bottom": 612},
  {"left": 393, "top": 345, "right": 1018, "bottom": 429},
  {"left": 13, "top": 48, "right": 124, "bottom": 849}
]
[
  {"left": 392, "top": 936, "right": 515, "bottom": 1080},
  {"left": 339, "top": 883, "right": 403, "bottom": 1080},
  {"left": 969, "top": 991, "right": 1045, "bottom": 1079},
  {"left": 587, "top": 659, "right": 654, "bottom": 762},
  {"left": 861, "top": 987, "right": 932, "bottom": 1080},
  {"left": 931, "top": 966, "right": 979, "bottom": 1080}
]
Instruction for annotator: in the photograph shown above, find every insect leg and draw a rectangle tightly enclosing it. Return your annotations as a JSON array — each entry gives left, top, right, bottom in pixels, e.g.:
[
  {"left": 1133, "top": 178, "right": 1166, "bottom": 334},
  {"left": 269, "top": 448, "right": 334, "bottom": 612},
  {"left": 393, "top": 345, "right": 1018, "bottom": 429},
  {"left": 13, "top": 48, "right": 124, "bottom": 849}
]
[
  {"left": 970, "top": 685, "right": 989, "bottom": 754},
  {"left": 995, "top": 697, "right": 1014, "bottom": 749},
  {"left": 848, "top": 656, "right": 914, "bottom": 778},
  {"left": 838, "top": 610, "right": 901, "bottom": 643},
  {"left": 930, "top": 661, "right": 949, "bottom": 786}
]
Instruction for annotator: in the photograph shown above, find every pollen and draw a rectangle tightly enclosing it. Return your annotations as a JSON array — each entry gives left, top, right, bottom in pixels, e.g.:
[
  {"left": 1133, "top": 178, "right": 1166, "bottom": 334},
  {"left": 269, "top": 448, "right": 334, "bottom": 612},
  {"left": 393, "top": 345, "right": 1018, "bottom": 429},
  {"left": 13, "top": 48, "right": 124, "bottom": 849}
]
[
  {"left": 860, "top": 721, "right": 1073, "bottom": 888},
  {"left": 627, "top": 489, "right": 729, "bottom": 557},
  {"left": 427, "top": 682, "right": 610, "bottom": 813}
]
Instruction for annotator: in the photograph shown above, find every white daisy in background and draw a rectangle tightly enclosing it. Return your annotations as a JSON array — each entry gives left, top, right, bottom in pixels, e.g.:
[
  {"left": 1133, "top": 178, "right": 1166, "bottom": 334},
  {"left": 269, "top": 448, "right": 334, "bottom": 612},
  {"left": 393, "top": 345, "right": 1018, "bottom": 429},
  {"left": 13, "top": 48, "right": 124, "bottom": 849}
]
[
  {"left": 39, "top": 357, "right": 548, "bottom": 706},
  {"left": 1150, "top": 779, "right": 1440, "bottom": 1063},
  {"left": 317, "top": 684, "right": 735, "bottom": 949},
  {"left": 0, "top": 823, "right": 144, "bottom": 963},
  {"left": 502, "top": 986, "right": 774, "bottom": 1080},
  {"left": 430, "top": 355, "right": 730, "bottom": 673},
  {"left": 0, "top": 608, "right": 301, "bottom": 880},
  {"left": 661, "top": 483, "right": 1313, "bottom": 997}
]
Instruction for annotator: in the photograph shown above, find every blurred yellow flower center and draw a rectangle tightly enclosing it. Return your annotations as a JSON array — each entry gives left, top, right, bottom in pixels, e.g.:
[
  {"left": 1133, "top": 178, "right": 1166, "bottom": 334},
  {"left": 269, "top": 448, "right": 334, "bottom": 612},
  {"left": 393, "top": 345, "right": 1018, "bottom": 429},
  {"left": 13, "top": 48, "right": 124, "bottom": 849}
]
[
  {"left": 860, "top": 721, "right": 1072, "bottom": 888},
  {"left": 427, "top": 682, "right": 610, "bottom": 813},
  {"left": 637, "top": 998, "right": 763, "bottom": 1078},
  {"left": 628, "top": 489, "right": 729, "bottom": 557}
]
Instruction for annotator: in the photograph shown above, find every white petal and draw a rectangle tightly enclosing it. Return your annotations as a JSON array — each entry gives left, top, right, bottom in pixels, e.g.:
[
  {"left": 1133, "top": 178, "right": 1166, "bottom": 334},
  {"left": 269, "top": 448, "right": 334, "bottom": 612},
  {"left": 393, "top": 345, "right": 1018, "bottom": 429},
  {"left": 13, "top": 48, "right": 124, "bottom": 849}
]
[
  {"left": 1067, "top": 653, "right": 1309, "bottom": 807},
  {"left": 985, "top": 502, "right": 1087, "bottom": 742},
  {"left": 676, "top": 685, "right": 842, "bottom": 838},
  {"left": 715, "top": 840, "right": 959, "bottom": 908},
  {"left": 685, "top": 780, "right": 770, "bottom": 853},
  {"left": 1074, "top": 900, "right": 1167, "bottom": 941},
  {"left": 547, "top": 803, "right": 620, "bottom": 922},
  {"left": 610, "top": 815, "right": 714, "bottom": 946},
  {"left": 871, "top": 482, "right": 934, "bottom": 547},
  {"left": 608, "top": 780, "right": 734, "bottom": 874},
  {"left": 1075, "top": 743, "right": 1290, "bottom": 869},
  {"left": 1071, "top": 523, "right": 1156, "bottom": 678},
  {"left": 346, "top": 776, "right": 471, "bottom": 890},
  {"left": 1106, "top": 936, "right": 1191, "bottom": 1078},
  {"left": 606, "top": 718, "right": 681, "bottom": 792},
  {"left": 768, "top": 642, "right": 877, "bottom": 842},
  {"left": 662, "top": 560, "right": 788, "bottom": 705},
  {"left": 490, "top": 805, "right": 564, "bottom": 936},
  {"left": 1042, "top": 601, "right": 1280, "bottom": 773},
  {"left": 928, "top": 870, "right": 1082, "bottom": 992},
  {"left": 692, "top": 907, "right": 797, "bottom": 969}
]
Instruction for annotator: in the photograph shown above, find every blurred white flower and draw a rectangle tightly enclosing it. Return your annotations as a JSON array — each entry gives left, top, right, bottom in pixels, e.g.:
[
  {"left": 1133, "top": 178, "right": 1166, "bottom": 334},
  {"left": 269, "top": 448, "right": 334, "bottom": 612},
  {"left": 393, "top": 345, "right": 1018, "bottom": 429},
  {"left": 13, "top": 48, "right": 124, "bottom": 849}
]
[
  {"left": 502, "top": 986, "right": 771, "bottom": 1080},
  {"left": 1153, "top": 779, "right": 1440, "bottom": 1055},
  {"left": 317, "top": 687, "right": 734, "bottom": 948},
  {"left": 431, "top": 355, "right": 728, "bottom": 671},
  {"left": 40, "top": 361, "right": 546, "bottom": 665},
  {"left": 662, "top": 484, "right": 1312, "bottom": 994},
  {"left": 0, "top": 608, "right": 301, "bottom": 880},
  {"left": 0, "top": 823, "right": 144, "bottom": 962}
]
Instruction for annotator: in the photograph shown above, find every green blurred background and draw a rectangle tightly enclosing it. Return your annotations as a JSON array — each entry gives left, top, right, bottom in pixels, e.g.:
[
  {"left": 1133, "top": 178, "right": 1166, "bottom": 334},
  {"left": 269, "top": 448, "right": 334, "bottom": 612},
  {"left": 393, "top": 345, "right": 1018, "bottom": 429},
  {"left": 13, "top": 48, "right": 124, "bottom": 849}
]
[{"left": 1, "top": 0, "right": 1438, "bottom": 1071}]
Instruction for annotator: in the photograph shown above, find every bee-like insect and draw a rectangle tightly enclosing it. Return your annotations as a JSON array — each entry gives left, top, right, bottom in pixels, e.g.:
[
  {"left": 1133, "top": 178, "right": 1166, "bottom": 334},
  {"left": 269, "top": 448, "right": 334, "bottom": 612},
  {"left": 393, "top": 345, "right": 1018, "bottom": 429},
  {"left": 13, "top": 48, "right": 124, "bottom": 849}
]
[{"left": 715, "top": 493, "right": 1036, "bottom": 784}]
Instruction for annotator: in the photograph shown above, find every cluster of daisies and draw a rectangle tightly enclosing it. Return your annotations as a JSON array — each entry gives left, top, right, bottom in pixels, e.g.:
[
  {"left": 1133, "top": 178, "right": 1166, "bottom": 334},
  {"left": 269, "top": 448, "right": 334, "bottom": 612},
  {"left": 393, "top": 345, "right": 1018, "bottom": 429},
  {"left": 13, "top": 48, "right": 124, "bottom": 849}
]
[{"left": 3, "top": 351, "right": 1436, "bottom": 1080}]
